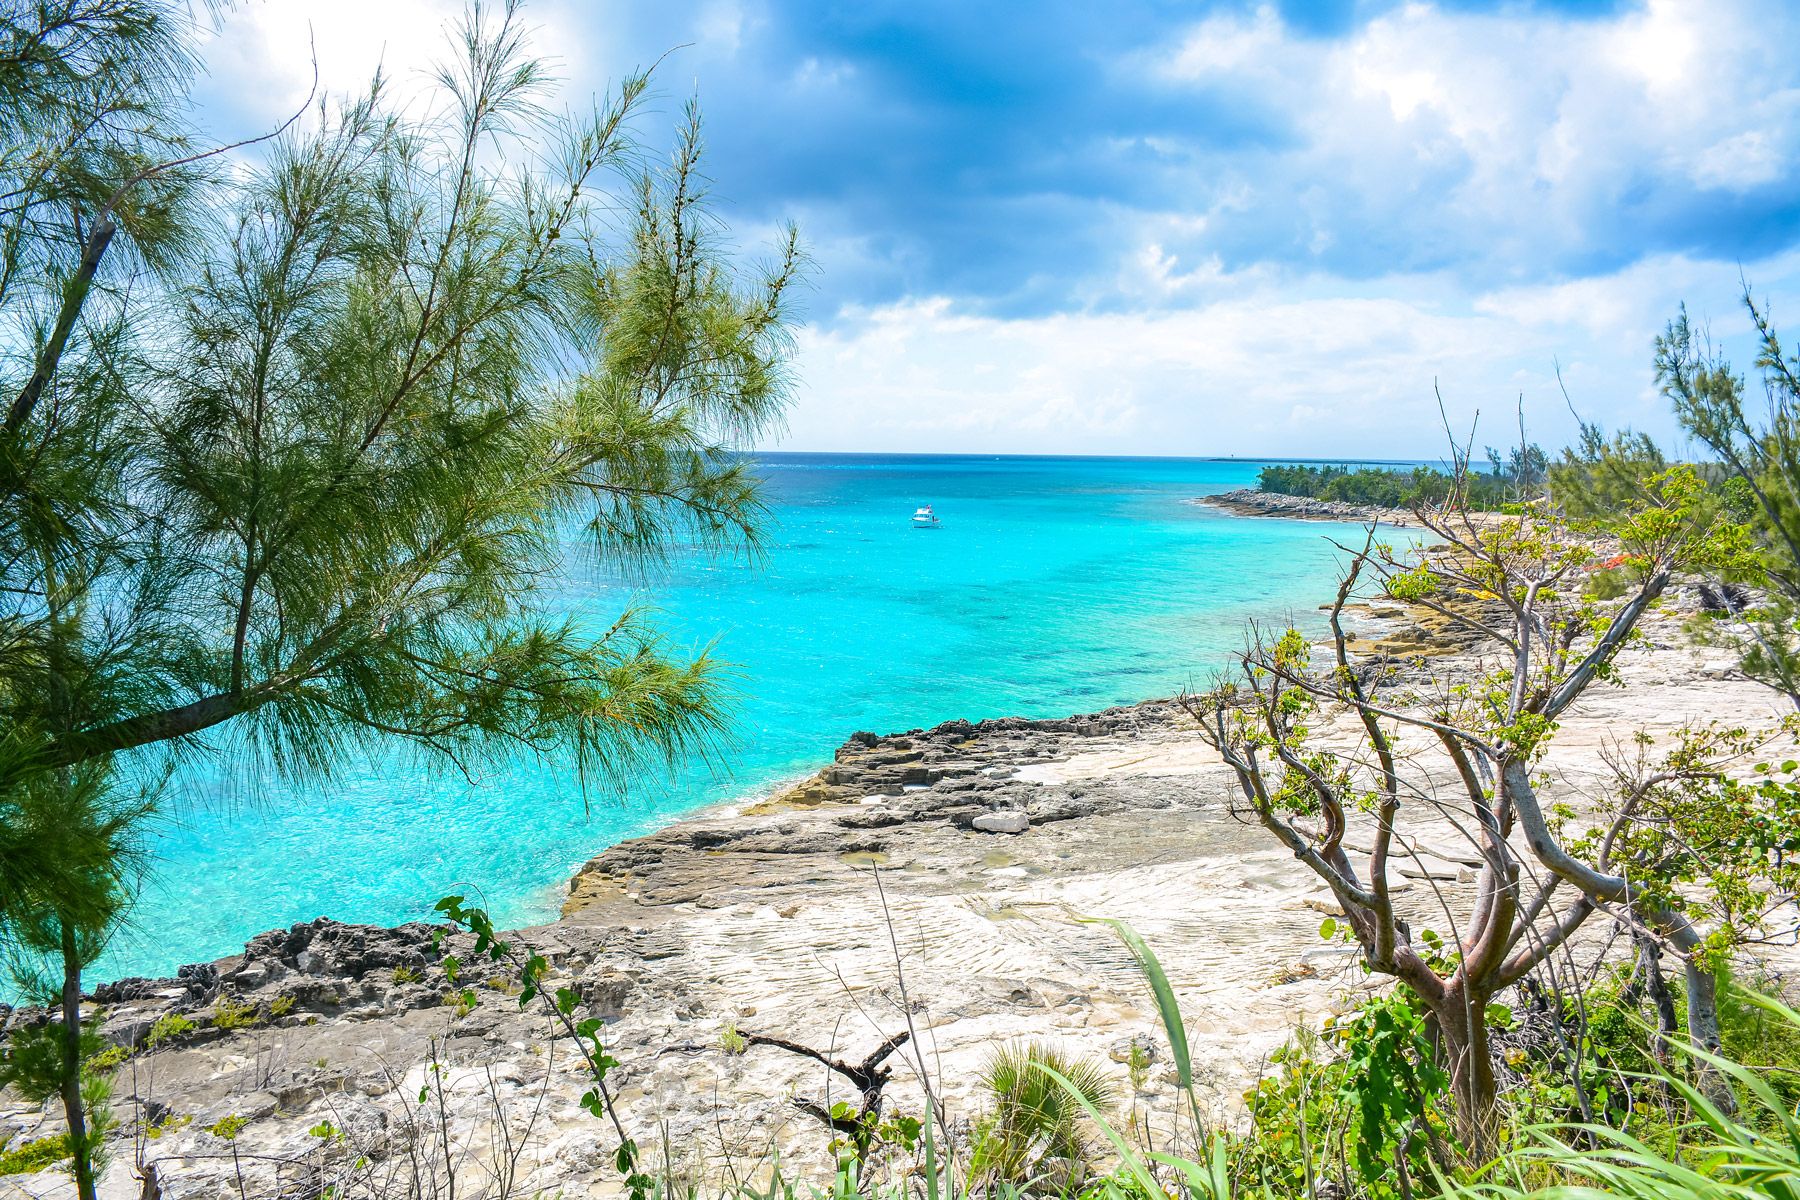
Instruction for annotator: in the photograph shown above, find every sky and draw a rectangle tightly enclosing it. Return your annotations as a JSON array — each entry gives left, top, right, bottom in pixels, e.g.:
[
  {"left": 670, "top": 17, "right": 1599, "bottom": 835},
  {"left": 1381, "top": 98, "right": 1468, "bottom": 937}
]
[{"left": 188, "top": 0, "right": 1800, "bottom": 458}]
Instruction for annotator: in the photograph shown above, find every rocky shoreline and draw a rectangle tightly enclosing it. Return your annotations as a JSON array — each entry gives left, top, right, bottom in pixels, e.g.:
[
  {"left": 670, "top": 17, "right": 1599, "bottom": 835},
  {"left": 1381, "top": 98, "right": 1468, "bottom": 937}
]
[
  {"left": 0, "top": 586, "right": 1786, "bottom": 1198},
  {"left": 1193, "top": 487, "right": 1419, "bottom": 526},
  {"left": 4, "top": 698, "right": 1276, "bottom": 1198}
]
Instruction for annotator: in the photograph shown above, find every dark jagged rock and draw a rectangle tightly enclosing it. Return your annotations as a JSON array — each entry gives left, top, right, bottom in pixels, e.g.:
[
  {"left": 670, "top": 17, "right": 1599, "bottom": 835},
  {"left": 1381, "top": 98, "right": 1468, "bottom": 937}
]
[
  {"left": 750, "top": 698, "right": 1190, "bottom": 815},
  {"left": 236, "top": 917, "right": 443, "bottom": 981},
  {"left": 1699, "top": 581, "right": 1752, "bottom": 613},
  {"left": 1191, "top": 488, "right": 1414, "bottom": 526}
]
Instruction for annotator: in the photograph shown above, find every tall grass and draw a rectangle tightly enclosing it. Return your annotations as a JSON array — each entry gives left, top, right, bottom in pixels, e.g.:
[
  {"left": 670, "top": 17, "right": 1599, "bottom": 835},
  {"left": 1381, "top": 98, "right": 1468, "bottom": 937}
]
[
  {"left": 1027, "top": 933, "right": 1800, "bottom": 1200},
  {"left": 1448, "top": 994, "right": 1800, "bottom": 1199}
]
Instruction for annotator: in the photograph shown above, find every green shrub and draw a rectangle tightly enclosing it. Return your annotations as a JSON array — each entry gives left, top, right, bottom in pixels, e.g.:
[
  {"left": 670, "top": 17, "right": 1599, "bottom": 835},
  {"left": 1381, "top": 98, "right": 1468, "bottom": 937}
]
[
  {"left": 144, "top": 1012, "right": 195, "bottom": 1050},
  {"left": 1496, "top": 966, "right": 1800, "bottom": 1140},
  {"left": 0, "top": 1134, "right": 70, "bottom": 1176},
  {"left": 1447, "top": 992, "right": 1800, "bottom": 1199},
  {"left": 969, "top": 1040, "right": 1117, "bottom": 1188},
  {"left": 1236, "top": 991, "right": 1457, "bottom": 1200},
  {"left": 207, "top": 1114, "right": 247, "bottom": 1140},
  {"left": 1715, "top": 977, "right": 1800, "bottom": 1113},
  {"left": 145, "top": 1112, "right": 190, "bottom": 1141},
  {"left": 85, "top": 1043, "right": 130, "bottom": 1071},
  {"left": 210, "top": 995, "right": 260, "bottom": 1031}
]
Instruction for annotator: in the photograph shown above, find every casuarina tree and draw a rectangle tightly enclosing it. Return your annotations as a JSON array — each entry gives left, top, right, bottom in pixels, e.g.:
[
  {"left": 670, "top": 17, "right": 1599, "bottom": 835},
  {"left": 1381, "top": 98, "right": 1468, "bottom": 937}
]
[{"left": 0, "top": 3, "right": 802, "bottom": 1194}]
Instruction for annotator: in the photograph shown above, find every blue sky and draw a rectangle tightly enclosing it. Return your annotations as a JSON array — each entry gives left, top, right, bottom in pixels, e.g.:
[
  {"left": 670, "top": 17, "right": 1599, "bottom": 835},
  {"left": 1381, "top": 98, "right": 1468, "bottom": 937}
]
[{"left": 191, "top": 1, "right": 1800, "bottom": 457}]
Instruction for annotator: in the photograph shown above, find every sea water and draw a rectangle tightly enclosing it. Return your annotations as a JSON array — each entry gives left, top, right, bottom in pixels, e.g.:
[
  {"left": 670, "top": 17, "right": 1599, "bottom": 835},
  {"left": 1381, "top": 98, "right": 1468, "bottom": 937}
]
[{"left": 94, "top": 454, "right": 1379, "bottom": 983}]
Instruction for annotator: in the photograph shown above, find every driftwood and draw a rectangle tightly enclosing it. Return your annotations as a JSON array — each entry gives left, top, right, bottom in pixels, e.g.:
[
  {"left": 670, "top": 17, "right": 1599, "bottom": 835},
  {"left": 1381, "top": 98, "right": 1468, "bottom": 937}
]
[{"left": 742, "top": 1030, "right": 912, "bottom": 1139}]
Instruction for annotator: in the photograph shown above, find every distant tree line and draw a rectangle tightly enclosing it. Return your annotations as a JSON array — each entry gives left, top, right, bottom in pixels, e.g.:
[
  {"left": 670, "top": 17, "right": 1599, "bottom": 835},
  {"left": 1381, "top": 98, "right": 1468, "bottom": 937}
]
[{"left": 1256, "top": 444, "right": 1548, "bottom": 509}]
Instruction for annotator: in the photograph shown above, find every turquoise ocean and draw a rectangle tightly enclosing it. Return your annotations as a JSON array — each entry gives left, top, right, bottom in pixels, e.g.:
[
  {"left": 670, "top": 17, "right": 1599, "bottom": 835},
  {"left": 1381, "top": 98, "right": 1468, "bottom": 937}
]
[{"left": 95, "top": 453, "right": 1376, "bottom": 983}]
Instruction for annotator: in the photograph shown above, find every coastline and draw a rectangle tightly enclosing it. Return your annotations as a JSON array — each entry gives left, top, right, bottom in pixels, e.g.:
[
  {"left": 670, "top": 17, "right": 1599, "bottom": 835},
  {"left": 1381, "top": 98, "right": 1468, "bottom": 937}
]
[
  {"left": 1193, "top": 487, "right": 1420, "bottom": 526},
  {"left": 2, "top": 576, "right": 1783, "bottom": 1195}
]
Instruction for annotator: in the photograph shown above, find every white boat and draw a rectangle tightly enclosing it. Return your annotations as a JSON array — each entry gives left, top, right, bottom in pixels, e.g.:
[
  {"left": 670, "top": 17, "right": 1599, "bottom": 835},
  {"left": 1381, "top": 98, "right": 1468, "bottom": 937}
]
[{"left": 911, "top": 504, "right": 941, "bottom": 528}]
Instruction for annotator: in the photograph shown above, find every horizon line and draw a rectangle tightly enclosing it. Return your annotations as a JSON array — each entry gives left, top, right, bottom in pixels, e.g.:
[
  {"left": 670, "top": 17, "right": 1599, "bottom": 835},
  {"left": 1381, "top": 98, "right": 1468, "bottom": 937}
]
[{"left": 748, "top": 449, "right": 1437, "bottom": 466}]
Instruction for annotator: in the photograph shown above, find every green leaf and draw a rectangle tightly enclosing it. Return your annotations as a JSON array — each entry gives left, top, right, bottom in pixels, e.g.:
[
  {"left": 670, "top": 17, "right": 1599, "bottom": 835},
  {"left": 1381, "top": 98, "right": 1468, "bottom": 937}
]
[
  {"left": 1319, "top": 916, "right": 1338, "bottom": 940},
  {"left": 1076, "top": 913, "right": 1192, "bottom": 1092},
  {"left": 1033, "top": 1061, "right": 1164, "bottom": 1198}
]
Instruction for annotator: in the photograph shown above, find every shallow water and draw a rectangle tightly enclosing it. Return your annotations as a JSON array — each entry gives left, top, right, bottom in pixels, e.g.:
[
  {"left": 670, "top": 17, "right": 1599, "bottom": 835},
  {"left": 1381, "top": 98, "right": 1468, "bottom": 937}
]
[{"left": 97, "top": 454, "right": 1373, "bottom": 983}]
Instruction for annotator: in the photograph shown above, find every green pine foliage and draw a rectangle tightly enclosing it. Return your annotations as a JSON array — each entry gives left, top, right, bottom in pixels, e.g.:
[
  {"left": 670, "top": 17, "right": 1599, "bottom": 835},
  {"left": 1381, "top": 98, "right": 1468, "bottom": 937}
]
[{"left": 0, "top": 3, "right": 802, "bottom": 1195}]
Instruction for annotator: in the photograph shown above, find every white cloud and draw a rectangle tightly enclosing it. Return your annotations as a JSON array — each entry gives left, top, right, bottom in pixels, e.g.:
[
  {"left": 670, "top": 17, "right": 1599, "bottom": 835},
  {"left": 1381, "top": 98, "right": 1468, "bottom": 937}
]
[
  {"left": 187, "top": 1, "right": 1800, "bottom": 457},
  {"left": 199, "top": 0, "right": 462, "bottom": 126},
  {"left": 1156, "top": 5, "right": 1285, "bottom": 81},
  {"left": 196, "top": 0, "right": 593, "bottom": 134},
  {"left": 696, "top": 0, "right": 747, "bottom": 57},
  {"left": 1694, "top": 129, "right": 1786, "bottom": 191},
  {"left": 792, "top": 56, "right": 856, "bottom": 89},
  {"left": 1130, "top": 0, "right": 1800, "bottom": 282},
  {"left": 789, "top": 290, "right": 1508, "bottom": 456},
  {"left": 784, "top": 250, "right": 1800, "bottom": 458}
]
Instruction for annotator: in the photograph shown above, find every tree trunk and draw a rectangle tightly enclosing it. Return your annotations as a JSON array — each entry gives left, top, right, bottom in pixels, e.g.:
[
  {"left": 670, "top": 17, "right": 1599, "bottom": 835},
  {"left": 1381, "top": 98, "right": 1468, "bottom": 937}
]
[
  {"left": 4, "top": 213, "right": 115, "bottom": 435},
  {"left": 1683, "top": 957, "right": 1736, "bottom": 1114},
  {"left": 59, "top": 921, "right": 98, "bottom": 1200},
  {"left": 1636, "top": 933, "right": 1680, "bottom": 1064},
  {"left": 1434, "top": 984, "right": 1497, "bottom": 1161}
]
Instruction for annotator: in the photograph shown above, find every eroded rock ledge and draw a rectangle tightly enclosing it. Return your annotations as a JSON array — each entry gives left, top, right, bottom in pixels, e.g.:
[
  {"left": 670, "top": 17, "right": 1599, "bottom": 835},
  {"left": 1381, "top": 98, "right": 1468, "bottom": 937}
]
[
  {"left": 1, "top": 695, "right": 1273, "bottom": 1199},
  {"left": 566, "top": 701, "right": 1191, "bottom": 911}
]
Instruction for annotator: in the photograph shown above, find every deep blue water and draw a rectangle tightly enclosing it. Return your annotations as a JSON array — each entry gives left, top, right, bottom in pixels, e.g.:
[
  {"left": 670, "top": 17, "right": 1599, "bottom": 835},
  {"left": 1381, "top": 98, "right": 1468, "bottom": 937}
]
[{"left": 96, "top": 454, "right": 1371, "bottom": 983}]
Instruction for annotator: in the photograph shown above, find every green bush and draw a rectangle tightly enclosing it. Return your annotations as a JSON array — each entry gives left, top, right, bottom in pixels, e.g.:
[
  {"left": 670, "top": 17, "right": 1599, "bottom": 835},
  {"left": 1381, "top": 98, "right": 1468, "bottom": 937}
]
[
  {"left": 1255, "top": 463, "right": 1522, "bottom": 510},
  {"left": 0, "top": 1134, "right": 70, "bottom": 1176},
  {"left": 1447, "top": 992, "right": 1800, "bottom": 1199},
  {"left": 1497, "top": 966, "right": 1800, "bottom": 1136},
  {"left": 209, "top": 995, "right": 260, "bottom": 1031},
  {"left": 144, "top": 1012, "right": 195, "bottom": 1051},
  {"left": 84, "top": 1043, "right": 129, "bottom": 1071},
  {"left": 1235, "top": 991, "right": 1458, "bottom": 1199},
  {"left": 970, "top": 1040, "right": 1117, "bottom": 1188}
]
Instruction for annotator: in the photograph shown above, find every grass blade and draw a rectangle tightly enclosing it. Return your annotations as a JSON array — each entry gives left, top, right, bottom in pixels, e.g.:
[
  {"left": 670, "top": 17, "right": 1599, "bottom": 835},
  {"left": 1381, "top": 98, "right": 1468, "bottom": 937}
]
[{"left": 1076, "top": 915, "right": 1192, "bottom": 1091}]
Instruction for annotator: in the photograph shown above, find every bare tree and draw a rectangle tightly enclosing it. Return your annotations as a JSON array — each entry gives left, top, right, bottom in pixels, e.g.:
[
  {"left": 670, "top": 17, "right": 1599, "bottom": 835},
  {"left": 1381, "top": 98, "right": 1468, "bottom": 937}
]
[{"left": 1189, "top": 456, "right": 1770, "bottom": 1153}]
